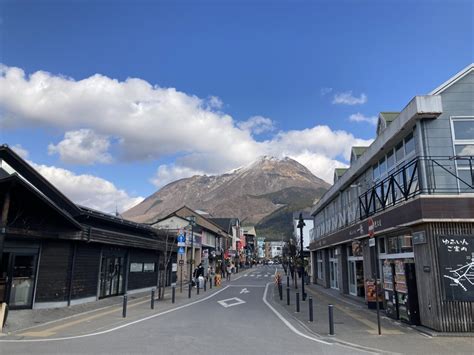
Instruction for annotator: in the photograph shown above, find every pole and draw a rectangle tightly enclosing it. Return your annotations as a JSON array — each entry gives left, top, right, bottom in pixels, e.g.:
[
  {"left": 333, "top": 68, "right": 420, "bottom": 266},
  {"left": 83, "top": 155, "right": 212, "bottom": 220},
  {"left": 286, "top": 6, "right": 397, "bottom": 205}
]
[
  {"left": 296, "top": 292, "right": 300, "bottom": 312},
  {"left": 172, "top": 286, "right": 175, "bottom": 303},
  {"left": 309, "top": 297, "right": 313, "bottom": 322},
  {"left": 286, "top": 287, "right": 290, "bottom": 305},
  {"left": 180, "top": 255, "right": 183, "bottom": 293},
  {"left": 188, "top": 217, "right": 195, "bottom": 299},
  {"left": 373, "top": 236, "right": 382, "bottom": 335},
  {"left": 122, "top": 294, "right": 128, "bottom": 318},
  {"left": 151, "top": 288, "right": 155, "bottom": 309},
  {"left": 298, "top": 213, "right": 306, "bottom": 301},
  {"left": 328, "top": 304, "right": 334, "bottom": 335}
]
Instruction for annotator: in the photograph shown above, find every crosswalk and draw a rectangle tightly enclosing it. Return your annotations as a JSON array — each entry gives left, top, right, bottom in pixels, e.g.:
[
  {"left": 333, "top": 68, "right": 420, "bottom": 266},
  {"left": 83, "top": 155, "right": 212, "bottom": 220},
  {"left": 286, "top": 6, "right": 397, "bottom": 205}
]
[{"left": 243, "top": 273, "right": 273, "bottom": 278}]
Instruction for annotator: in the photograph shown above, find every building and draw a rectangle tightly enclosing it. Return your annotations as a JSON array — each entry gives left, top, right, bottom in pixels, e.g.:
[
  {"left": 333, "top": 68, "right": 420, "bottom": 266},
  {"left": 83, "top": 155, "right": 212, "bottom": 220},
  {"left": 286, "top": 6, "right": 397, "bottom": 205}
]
[
  {"left": 209, "top": 217, "right": 242, "bottom": 267},
  {"left": 155, "top": 207, "right": 232, "bottom": 281},
  {"left": 309, "top": 64, "right": 474, "bottom": 332},
  {"left": 0, "top": 145, "right": 170, "bottom": 310}
]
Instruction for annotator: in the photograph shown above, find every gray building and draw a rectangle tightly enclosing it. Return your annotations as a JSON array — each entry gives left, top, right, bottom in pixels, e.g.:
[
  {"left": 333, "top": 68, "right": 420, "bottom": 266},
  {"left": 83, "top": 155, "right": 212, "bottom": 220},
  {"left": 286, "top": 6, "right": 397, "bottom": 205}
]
[{"left": 309, "top": 64, "right": 474, "bottom": 332}]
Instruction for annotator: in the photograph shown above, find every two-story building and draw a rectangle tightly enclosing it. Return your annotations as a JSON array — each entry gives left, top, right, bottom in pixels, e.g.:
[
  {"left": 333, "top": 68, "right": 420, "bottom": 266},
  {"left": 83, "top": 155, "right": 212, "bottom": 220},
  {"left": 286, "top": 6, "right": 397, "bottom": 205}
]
[{"left": 309, "top": 64, "right": 474, "bottom": 332}]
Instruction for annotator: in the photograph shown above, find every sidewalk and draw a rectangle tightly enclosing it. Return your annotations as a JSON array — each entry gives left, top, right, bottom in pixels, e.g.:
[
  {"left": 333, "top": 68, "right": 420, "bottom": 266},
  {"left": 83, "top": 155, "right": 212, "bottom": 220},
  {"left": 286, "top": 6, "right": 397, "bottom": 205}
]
[
  {"left": 2, "top": 271, "right": 248, "bottom": 339},
  {"left": 270, "top": 276, "right": 474, "bottom": 354}
]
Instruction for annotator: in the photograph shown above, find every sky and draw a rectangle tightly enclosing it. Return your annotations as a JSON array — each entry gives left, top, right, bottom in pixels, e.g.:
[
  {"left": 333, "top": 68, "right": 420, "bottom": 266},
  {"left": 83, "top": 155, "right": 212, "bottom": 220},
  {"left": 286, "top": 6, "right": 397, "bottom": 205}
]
[{"left": 0, "top": 0, "right": 473, "bottom": 213}]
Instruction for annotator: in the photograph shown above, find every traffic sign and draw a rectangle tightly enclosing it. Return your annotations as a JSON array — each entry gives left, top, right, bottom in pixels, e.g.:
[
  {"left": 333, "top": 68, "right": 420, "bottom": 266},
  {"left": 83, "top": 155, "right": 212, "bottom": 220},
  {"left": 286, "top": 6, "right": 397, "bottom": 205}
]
[
  {"left": 179, "top": 259, "right": 184, "bottom": 265},
  {"left": 368, "top": 217, "right": 374, "bottom": 238},
  {"left": 178, "top": 247, "right": 185, "bottom": 255}
]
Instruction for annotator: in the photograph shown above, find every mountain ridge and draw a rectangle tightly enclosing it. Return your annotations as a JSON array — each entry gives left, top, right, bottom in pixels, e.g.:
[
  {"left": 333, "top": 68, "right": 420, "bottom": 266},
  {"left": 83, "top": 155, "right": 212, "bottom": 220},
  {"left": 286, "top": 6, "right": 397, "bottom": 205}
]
[{"left": 123, "top": 156, "right": 330, "bottom": 232}]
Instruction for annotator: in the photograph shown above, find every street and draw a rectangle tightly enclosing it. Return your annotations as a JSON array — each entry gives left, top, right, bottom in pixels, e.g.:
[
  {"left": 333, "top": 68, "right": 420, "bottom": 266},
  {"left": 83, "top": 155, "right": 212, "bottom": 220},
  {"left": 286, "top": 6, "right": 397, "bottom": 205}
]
[{"left": 0, "top": 266, "right": 368, "bottom": 355}]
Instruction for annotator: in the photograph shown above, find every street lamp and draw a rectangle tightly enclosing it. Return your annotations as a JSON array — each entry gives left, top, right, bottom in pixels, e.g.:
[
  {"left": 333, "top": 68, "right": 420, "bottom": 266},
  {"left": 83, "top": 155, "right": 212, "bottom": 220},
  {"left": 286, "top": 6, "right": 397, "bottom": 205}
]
[
  {"left": 187, "top": 215, "right": 196, "bottom": 298},
  {"left": 297, "top": 213, "right": 306, "bottom": 301}
]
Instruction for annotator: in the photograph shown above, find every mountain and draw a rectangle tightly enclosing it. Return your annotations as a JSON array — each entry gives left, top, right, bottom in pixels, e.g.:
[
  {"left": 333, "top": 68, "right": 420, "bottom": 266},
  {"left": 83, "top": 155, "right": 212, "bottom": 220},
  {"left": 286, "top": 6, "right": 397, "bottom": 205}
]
[{"left": 123, "top": 156, "right": 330, "bottom": 237}]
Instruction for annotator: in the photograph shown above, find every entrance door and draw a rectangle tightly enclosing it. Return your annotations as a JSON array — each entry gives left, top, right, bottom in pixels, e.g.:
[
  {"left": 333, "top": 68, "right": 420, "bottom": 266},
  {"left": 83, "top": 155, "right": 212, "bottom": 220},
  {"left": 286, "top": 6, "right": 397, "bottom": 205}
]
[
  {"left": 0, "top": 252, "right": 38, "bottom": 309},
  {"left": 330, "top": 260, "right": 339, "bottom": 289},
  {"left": 99, "top": 256, "right": 124, "bottom": 298},
  {"left": 348, "top": 260, "right": 356, "bottom": 295}
]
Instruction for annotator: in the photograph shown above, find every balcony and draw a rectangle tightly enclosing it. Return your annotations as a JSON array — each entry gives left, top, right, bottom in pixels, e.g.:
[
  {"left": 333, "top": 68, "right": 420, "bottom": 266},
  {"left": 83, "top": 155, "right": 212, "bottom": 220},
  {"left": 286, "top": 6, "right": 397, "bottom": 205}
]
[{"left": 359, "top": 156, "right": 473, "bottom": 220}]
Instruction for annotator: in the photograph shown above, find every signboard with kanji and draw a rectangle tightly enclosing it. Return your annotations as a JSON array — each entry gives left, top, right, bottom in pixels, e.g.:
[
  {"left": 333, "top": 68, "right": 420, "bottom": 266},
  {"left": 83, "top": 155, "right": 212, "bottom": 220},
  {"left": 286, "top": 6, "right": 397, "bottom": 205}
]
[{"left": 438, "top": 235, "right": 474, "bottom": 301}]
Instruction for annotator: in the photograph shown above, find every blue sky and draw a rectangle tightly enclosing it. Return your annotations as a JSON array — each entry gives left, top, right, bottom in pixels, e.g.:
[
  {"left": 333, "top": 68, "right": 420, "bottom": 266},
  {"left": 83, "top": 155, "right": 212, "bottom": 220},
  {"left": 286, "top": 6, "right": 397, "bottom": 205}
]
[{"left": 0, "top": 0, "right": 472, "bottom": 213}]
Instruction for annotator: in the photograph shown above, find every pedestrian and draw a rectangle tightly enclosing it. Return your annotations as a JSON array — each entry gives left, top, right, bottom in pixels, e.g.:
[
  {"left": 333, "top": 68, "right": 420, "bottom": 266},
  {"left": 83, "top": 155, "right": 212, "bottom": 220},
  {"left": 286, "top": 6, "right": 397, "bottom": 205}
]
[{"left": 226, "top": 264, "right": 232, "bottom": 281}]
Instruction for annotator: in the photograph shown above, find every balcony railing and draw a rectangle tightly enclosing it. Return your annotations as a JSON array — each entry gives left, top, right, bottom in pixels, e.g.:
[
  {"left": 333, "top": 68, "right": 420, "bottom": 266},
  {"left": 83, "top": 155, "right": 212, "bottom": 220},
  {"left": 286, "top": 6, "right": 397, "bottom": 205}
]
[{"left": 358, "top": 156, "right": 473, "bottom": 220}]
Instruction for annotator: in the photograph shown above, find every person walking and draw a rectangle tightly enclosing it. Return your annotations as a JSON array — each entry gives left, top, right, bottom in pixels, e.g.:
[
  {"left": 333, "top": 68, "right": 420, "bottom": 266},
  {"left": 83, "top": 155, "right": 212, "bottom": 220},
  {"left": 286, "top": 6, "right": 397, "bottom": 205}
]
[{"left": 226, "top": 263, "right": 232, "bottom": 281}]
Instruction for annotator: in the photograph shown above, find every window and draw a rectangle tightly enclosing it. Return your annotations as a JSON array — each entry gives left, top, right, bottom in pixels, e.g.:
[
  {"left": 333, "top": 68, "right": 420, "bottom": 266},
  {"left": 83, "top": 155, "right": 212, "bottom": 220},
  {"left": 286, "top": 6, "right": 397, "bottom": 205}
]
[
  {"left": 378, "top": 237, "right": 386, "bottom": 254},
  {"left": 143, "top": 263, "right": 155, "bottom": 272},
  {"left": 379, "top": 157, "right": 387, "bottom": 176},
  {"left": 386, "top": 150, "right": 395, "bottom": 171},
  {"left": 404, "top": 132, "right": 415, "bottom": 156},
  {"left": 373, "top": 164, "right": 380, "bottom": 181},
  {"left": 130, "top": 263, "right": 143, "bottom": 272},
  {"left": 395, "top": 142, "right": 404, "bottom": 163},
  {"left": 317, "top": 251, "right": 323, "bottom": 279},
  {"left": 451, "top": 117, "right": 474, "bottom": 191},
  {"left": 387, "top": 235, "right": 413, "bottom": 254}
]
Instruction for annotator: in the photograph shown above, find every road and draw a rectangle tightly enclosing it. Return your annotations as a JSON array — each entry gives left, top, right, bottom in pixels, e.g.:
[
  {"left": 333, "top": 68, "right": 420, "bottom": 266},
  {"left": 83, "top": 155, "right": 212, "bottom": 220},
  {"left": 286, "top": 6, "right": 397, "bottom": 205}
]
[{"left": 0, "top": 266, "right": 370, "bottom": 355}]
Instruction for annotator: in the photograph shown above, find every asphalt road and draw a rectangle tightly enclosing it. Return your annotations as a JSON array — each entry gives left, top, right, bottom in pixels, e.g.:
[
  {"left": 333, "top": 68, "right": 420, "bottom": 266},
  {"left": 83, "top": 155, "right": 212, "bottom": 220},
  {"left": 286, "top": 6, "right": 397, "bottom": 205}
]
[{"left": 0, "top": 265, "right": 371, "bottom": 355}]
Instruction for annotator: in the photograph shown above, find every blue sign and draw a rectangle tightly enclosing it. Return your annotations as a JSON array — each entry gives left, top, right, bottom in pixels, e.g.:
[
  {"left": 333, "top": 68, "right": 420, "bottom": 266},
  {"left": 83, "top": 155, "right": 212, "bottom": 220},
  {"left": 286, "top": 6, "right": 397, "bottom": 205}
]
[{"left": 178, "top": 247, "right": 185, "bottom": 255}]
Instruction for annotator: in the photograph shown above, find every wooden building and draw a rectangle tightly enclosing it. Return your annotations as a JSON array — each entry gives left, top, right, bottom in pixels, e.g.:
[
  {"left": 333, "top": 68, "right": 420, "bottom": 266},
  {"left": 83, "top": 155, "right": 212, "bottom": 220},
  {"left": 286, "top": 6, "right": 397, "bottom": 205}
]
[{"left": 0, "top": 145, "right": 173, "bottom": 309}]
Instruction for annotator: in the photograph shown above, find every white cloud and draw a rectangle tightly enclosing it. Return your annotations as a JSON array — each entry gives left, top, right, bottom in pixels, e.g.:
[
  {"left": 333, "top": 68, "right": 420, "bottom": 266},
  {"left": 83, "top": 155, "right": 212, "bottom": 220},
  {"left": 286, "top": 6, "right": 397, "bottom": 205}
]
[
  {"left": 349, "top": 113, "right": 378, "bottom": 126},
  {"left": 11, "top": 144, "right": 29, "bottom": 159},
  {"left": 48, "top": 129, "right": 112, "bottom": 164},
  {"left": 151, "top": 164, "right": 204, "bottom": 188},
  {"left": 31, "top": 162, "right": 144, "bottom": 213},
  {"left": 332, "top": 91, "right": 367, "bottom": 105},
  {"left": 286, "top": 151, "right": 348, "bottom": 184},
  {"left": 320, "top": 87, "right": 333, "bottom": 96},
  {"left": 238, "top": 115, "right": 275, "bottom": 135},
  {"left": 0, "top": 64, "right": 374, "bottom": 185}
]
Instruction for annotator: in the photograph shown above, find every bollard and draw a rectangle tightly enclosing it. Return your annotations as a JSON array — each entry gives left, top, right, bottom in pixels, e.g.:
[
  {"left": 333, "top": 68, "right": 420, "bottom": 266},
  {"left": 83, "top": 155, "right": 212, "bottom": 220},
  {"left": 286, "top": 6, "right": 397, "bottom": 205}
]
[
  {"left": 158, "top": 284, "right": 162, "bottom": 300},
  {"left": 204, "top": 279, "right": 207, "bottom": 292},
  {"left": 286, "top": 287, "right": 290, "bottom": 306},
  {"left": 296, "top": 292, "right": 300, "bottom": 312},
  {"left": 279, "top": 284, "right": 283, "bottom": 301},
  {"left": 287, "top": 275, "right": 290, "bottom": 287},
  {"left": 210, "top": 277, "right": 212, "bottom": 289},
  {"left": 197, "top": 282, "right": 200, "bottom": 295},
  {"left": 172, "top": 286, "right": 176, "bottom": 304},
  {"left": 188, "top": 283, "right": 192, "bottom": 299},
  {"left": 328, "top": 304, "right": 335, "bottom": 335},
  {"left": 151, "top": 288, "right": 155, "bottom": 309},
  {"left": 122, "top": 294, "right": 128, "bottom": 318},
  {"left": 309, "top": 297, "right": 313, "bottom": 322}
]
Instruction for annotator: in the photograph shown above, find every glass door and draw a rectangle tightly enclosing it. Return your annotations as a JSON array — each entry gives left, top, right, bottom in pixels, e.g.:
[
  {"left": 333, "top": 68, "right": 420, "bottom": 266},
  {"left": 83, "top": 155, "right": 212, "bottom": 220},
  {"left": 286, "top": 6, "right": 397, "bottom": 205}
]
[
  {"left": 348, "top": 260, "right": 356, "bottom": 295},
  {"left": 9, "top": 254, "right": 37, "bottom": 308},
  {"left": 99, "top": 256, "right": 124, "bottom": 298},
  {"left": 330, "top": 260, "right": 339, "bottom": 289}
]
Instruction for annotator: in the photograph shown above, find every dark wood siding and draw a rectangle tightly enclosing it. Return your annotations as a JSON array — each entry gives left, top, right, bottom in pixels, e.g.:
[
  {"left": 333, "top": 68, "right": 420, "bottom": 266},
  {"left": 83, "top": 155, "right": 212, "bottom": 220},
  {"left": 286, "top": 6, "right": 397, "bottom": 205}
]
[
  {"left": 71, "top": 243, "right": 101, "bottom": 300},
  {"left": 36, "top": 240, "right": 72, "bottom": 302},
  {"left": 128, "top": 250, "right": 159, "bottom": 291}
]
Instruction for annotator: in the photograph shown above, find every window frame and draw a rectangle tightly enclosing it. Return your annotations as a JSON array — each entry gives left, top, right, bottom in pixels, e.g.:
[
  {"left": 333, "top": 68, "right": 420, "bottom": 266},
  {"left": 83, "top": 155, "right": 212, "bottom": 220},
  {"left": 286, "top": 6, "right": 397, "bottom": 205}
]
[{"left": 450, "top": 116, "right": 474, "bottom": 191}]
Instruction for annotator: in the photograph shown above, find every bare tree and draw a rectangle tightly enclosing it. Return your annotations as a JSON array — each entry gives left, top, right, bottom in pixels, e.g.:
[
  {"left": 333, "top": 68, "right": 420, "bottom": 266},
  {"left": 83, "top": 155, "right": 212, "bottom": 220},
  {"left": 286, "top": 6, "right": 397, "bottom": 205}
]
[{"left": 157, "top": 229, "right": 176, "bottom": 299}]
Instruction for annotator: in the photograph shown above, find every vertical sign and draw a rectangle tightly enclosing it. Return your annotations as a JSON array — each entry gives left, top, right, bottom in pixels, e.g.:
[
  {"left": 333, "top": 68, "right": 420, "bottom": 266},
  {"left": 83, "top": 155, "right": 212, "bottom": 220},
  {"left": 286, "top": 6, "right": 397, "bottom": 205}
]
[{"left": 439, "top": 235, "right": 474, "bottom": 301}]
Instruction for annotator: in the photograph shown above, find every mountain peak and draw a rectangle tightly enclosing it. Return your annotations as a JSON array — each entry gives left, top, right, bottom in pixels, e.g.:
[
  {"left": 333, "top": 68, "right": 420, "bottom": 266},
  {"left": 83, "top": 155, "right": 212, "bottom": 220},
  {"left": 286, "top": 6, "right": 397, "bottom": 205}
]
[{"left": 123, "top": 156, "right": 330, "bottom": 224}]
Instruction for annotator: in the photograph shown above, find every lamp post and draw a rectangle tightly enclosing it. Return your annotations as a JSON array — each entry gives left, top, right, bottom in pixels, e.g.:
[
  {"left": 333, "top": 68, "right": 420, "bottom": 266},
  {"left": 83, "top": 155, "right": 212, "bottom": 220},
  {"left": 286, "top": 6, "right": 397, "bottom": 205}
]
[
  {"left": 187, "top": 216, "right": 196, "bottom": 297},
  {"left": 297, "top": 213, "right": 306, "bottom": 301}
]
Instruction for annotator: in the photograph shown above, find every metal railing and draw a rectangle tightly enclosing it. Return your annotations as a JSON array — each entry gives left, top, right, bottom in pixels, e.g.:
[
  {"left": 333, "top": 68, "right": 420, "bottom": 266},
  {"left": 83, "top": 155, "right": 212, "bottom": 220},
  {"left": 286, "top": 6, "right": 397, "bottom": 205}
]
[{"left": 358, "top": 156, "right": 474, "bottom": 220}]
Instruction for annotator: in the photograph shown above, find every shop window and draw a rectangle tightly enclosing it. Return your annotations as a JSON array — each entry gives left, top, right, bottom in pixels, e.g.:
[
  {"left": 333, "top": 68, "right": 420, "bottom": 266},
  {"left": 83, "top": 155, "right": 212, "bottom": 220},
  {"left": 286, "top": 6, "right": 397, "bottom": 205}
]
[
  {"left": 143, "top": 263, "right": 156, "bottom": 272},
  {"left": 378, "top": 237, "right": 386, "bottom": 254},
  {"left": 130, "top": 263, "right": 143, "bottom": 272},
  {"left": 387, "top": 235, "right": 413, "bottom": 254}
]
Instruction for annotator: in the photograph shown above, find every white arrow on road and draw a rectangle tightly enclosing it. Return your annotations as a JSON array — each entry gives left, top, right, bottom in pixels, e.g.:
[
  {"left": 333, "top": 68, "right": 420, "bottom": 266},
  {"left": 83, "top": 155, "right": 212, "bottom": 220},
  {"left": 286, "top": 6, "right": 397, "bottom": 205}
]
[{"left": 240, "top": 288, "right": 250, "bottom": 294}]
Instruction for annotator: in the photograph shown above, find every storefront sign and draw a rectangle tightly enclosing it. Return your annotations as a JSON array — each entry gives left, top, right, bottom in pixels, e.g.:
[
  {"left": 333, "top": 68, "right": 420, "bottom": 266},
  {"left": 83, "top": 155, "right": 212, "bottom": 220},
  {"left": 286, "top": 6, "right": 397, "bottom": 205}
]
[
  {"left": 365, "top": 280, "right": 383, "bottom": 302},
  {"left": 369, "top": 238, "right": 375, "bottom": 247},
  {"left": 438, "top": 235, "right": 474, "bottom": 301},
  {"left": 413, "top": 231, "right": 426, "bottom": 245}
]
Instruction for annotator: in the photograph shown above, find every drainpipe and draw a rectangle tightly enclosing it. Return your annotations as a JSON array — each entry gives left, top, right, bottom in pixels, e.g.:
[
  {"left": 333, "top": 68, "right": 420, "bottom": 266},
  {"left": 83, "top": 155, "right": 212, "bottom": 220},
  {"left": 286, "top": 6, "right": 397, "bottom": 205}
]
[{"left": 416, "top": 121, "right": 429, "bottom": 194}]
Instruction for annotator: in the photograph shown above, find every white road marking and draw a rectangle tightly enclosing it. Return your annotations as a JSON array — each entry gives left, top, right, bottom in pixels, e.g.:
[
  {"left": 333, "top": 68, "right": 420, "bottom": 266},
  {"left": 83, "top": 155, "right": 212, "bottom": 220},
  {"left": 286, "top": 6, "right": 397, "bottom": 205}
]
[
  {"left": 240, "top": 288, "right": 250, "bottom": 294},
  {"left": 0, "top": 286, "right": 231, "bottom": 343},
  {"left": 217, "top": 297, "right": 246, "bottom": 308},
  {"left": 262, "top": 283, "right": 331, "bottom": 346}
]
